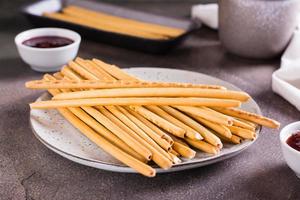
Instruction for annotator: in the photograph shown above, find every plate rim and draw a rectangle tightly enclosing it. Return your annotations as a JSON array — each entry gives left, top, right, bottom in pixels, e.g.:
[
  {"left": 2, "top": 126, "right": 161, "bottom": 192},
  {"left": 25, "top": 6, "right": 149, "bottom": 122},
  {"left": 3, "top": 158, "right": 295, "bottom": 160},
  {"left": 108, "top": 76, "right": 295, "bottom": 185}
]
[{"left": 29, "top": 67, "right": 262, "bottom": 173}]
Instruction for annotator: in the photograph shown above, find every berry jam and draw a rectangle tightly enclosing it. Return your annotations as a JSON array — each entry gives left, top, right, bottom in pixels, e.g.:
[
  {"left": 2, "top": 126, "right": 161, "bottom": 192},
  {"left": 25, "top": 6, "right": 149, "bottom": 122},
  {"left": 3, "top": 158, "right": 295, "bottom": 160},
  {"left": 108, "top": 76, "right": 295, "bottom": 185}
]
[
  {"left": 22, "top": 36, "right": 73, "bottom": 48},
  {"left": 286, "top": 131, "right": 300, "bottom": 152}
]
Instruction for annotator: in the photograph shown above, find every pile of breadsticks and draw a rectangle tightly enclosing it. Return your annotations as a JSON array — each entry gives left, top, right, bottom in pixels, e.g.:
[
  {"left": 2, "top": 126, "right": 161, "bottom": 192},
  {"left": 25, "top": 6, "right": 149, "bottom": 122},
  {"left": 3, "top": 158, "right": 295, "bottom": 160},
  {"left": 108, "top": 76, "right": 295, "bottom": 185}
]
[
  {"left": 26, "top": 57, "right": 280, "bottom": 177},
  {"left": 44, "top": 5, "right": 184, "bottom": 40}
]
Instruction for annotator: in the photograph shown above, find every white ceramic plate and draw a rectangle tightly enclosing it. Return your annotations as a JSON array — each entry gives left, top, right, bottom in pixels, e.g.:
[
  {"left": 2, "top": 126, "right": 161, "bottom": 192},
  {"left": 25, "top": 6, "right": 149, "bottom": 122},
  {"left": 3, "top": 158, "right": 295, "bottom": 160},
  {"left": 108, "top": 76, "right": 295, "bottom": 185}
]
[{"left": 30, "top": 68, "right": 261, "bottom": 173}]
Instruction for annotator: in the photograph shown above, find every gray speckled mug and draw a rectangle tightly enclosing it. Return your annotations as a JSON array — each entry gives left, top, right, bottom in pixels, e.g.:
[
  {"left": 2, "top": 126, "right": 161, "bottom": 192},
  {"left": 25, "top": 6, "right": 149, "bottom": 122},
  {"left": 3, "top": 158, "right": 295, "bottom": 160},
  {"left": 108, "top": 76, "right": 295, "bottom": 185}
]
[{"left": 219, "top": 0, "right": 300, "bottom": 59}]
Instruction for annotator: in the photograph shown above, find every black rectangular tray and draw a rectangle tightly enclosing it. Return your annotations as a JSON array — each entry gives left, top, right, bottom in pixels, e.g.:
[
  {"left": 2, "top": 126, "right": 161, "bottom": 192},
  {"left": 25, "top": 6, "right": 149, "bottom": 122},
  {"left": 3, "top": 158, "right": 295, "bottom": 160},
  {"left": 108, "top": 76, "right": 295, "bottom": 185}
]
[{"left": 22, "top": 0, "right": 200, "bottom": 54}]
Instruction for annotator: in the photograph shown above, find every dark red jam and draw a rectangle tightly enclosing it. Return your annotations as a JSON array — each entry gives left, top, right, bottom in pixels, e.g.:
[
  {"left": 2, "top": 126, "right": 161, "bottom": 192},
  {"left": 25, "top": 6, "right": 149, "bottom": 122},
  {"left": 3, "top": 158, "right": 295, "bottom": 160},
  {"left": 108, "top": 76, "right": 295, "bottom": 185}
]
[
  {"left": 286, "top": 131, "right": 300, "bottom": 152},
  {"left": 22, "top": 36, "right": 73, "bottom": 48}
]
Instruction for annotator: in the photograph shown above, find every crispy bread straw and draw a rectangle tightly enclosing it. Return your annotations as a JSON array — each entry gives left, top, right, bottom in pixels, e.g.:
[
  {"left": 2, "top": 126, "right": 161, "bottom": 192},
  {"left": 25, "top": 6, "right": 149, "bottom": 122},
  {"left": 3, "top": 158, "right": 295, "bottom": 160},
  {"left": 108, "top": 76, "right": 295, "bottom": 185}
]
[
  {"left": 124, "top": 108, "right": 172, "bottom": 151},
  {"left": 68, "top": 107, "right": 147, "bottom": 162},
  {"left": 57, "top": 108, "right": 155, "bottom": 176},
  {"left": 52, "top": 87, "right": 249, "bottom": 100},
  {"left": 62, "top": 64, "right": 173, "bottom": 166},
  {"left": 62, "top": 8, "right": 171, "bottom": 39},
  {"left": 52, "top": 72, "right": 64, "bottom": 79},
  {"left": 25, "top": 80, "right": 227, "bottom": 90},
  {"left": 68, "top": 60, "right": 99, "bottom": 80},
  {"left": 84, "top": 60, "right": 115, "bottom": 80},
  {"left": 61, "top": 66, "right": 82, "bottom": 80},
  {"left": 93, "top": 60, "right": 176, "bottom": 144},
  {"left": 173, "top": 141, "right": 196, "bottom": 159},
  {"left": 175, "top": 106, "right": 233, "bottom": 126},
  {"left": 93, "top": 59, "right": 140, "bottom": 81},
  {"left": 165, "top": 133, "right": 196, "bottom": 159},
  {"left": 63, "top": 6, "right": 184, "bottom": 37},
  {"left": 79, "top": 106, "right": 152, "bottom": 160},
  {"left": 160, "top": 106, "right": 222, "bottom": 148},
  {"left": 145, "top": 105, "right": 202, "bottom": 140},
  {"left": 72, "top": 59, "right": 191, "bottom": 144},
  {"left": 232, "top": 118, "right": 256, "bottom": 131},
  {"left": 170, "top": 149, "right": 180, "bottom": 157},
  {"left": 190, "top": 116, "right": 232, "bottom": 139},
  {"left": 88, "top": 59, "right": 226, "bottom": 90},
  {"left": 185, "top": 139, "right": 219, "bottom": 155},
  {"left": 235, "top": 118, "right": 257, "bottom": 128},
  {"left": 44, "top": 12, "right": 168, "bottom": 40},
  {"left": 117, "top": 106, "right": 172, "bottom": 152},
  {"left": 96, "top": 106, "right": 175, "bottom": 164},
  {"left": 213, "top": 132, "right": 242, "bottom": 144},
  {"left": 45, "top": 74, "right": 146, "bottom": 162},
  {"left": 97, "top": 106, "right": 173, "bottom": 168},
  {"left": 129, "top": 106, "right": 186, "bottom": 138},
  {"left": 75, "top": 57, "right": 113, "bottom": 81},
  {"left": 70, "top": 58, "right": 176, "bottom": 166},
  {"left": 30, "top": 97, "right": 242, "bottom": 109},
  {"left": 168, "top": 152, "right": 182, "bottom": 164},
  {"left": 91, "top": 58, "right": 223, "bottom": 145},
  {"left": 44, "top": 77, "right": 154, "bottom": 176},
  {"left": 125, "top": 109, "right": 173, "bottom": 145},
  {"left": 212, "top": 107, "right": 280, "bottom": 129},
  {"left": 227, "top": 126, "right": 256, "bottom": 140}
]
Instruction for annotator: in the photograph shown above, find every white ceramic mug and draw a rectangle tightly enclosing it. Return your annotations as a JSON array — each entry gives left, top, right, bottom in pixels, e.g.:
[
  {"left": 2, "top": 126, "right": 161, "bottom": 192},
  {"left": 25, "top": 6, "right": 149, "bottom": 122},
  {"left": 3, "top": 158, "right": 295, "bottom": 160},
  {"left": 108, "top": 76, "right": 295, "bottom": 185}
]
[{"left": 219, "top": 0, "right": 300, "bottom": 59}]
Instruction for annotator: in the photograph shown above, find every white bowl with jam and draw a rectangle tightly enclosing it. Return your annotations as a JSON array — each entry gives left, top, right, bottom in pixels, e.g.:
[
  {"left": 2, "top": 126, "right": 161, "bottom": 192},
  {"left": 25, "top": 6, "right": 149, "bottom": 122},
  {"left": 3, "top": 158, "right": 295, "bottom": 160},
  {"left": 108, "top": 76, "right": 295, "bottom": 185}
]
[
  {"left": 15, "top": 28, "right": 81, "bottom": 72},
  {"left": 280, "top": 121, "right": 300, "bottom": 178}
]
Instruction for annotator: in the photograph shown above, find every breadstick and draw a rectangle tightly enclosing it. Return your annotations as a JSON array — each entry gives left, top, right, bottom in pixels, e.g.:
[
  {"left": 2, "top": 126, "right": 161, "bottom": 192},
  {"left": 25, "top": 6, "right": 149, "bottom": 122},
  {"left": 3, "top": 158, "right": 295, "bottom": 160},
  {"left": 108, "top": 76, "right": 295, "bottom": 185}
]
[
  {"left": 98, "top": 106, "right": 173, "bottom": 169},
  {"left": 213, "top": 132, "right": 242, "bottom": 144},
  {"left": 170, "top": 149, "right": 180, "bottom": 157},
  {"left": 172, "top": 141, "right": 196, "bottom": 159},
  {"left": 212, "top": 107, "right": 280, "bottom": 129},
  {"left": 31, "top": 97, "right": 241, "bottom": 109},
  {"left": 67, "top": 107, "right": 146, "bottom": 162},
  {"left": 185, "top": 139, "right": 219, "bottom": 155},
  {"left": 92, "top": 58, "right": 226, "bottom": 90},
  {"left": 117, "top": 106, "right": 172, "bottom": 152},
  {"left": 124, "top": 107, "right": 173, "bottom": 149},
  {"left": 145, "top": 105, "right": 202, "bottom": 140},
  {"left": 63, "top": 6, "right": 184, "bottom": 37},
  {"left": 90, "top": 61, "right": 223, "bottom": 152},
  {"left": 52, "top": 87, "right": 248, "bottom": 100},
  {"left": 61, "top": 66, "right": 82, "bottom": 81},
  {"left": 62, "top": 63, "right": 173, "bottom": 167},
  {"left": 52, "top": 72, "right": 64, "bottom": 80},
  {"left": 232, "top": 118, "right": 256, "bottom": 131},
  {"left": 68, "top": 60, "right": 98, "bottom": 80},
  {"left": 236, "top": 118, "right": 257, "bottom": 128},
  {"left": 25, "top": 79, "right": 227, "bottom": 90},
  {"left": 82, "top": 106, "right": 153, "bottom": 159},
  {"left": 71, "top": 57, "right": 177, "bottom": 166},
  {"left": 58, "top": 107, "right": 155, "bottom": 176},
  {"left": 129, "top": 105, "right": 186, "bottom": 138},
  {"left": 44, "top": 12, "right": 168, "bottom": 40},
  {"left": 125, "top": 109, "right": 173, "bottom": 144},
  {"left": 206, "top": 107, "right": 256, "bottom": 131},
  {"left": 190, "top": 116, "right": 232, "bottom": 139},
  {"left": 75, "top": 57, "right": 112, "bottom": 81},
  {"left": 44, "top": 75, "right": 153, "bottom": 175},
  {"left": 175, "top": 106, "right": 233, "bottom": 126},
  {"left": 45, "top": 75, "right": 146, "bottom": 162},
  {"left": 227, "top": 126, "right": 256, "bottom": 140},
  {"left": 159, "top": 106, "right": 222, "bottom": 148},
  {"left": 168, "top": 152, "right": 182, "bottom": 164},
  {"left": 93, "top": 59, "right": 140, "bottom": 81},
  {"left": 62, "top": 8, "right": 171, "bottom": 39}
]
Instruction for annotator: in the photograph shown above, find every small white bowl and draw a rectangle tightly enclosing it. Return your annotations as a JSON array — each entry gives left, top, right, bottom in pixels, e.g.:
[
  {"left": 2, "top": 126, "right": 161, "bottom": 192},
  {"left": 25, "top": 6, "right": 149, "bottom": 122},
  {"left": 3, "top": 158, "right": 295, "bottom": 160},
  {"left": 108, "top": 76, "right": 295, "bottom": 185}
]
[
  {"left": 15, "top": 28, "right": 81, "bottom": 72},
  {"left": 280, "top": 121, "right": 300, "bottom": 178}
]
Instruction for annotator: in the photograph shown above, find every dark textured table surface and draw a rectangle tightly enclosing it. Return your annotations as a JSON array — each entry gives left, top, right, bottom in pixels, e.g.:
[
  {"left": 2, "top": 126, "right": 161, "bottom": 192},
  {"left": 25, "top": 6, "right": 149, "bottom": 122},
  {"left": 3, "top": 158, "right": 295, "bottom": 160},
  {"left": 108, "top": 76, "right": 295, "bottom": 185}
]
[{"left": 1, "top": 1, "right": 300, "bottom": 200}]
